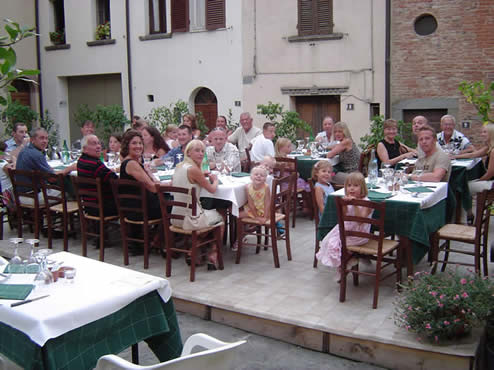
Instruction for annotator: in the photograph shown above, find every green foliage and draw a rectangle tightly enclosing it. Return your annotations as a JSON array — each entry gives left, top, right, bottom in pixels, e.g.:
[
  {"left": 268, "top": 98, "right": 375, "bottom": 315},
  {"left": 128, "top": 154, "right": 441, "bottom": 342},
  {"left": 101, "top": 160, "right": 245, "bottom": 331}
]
[
  {"left": 146, "top": 100, "right": 189, "bottom": 133},
  {"left": 459, "top": 80, "right": 494, "bottom": 124},
  {"left": 1, "top": 101, "right": 38, "bottom": 133},
  {"left": 195, "top": 111, "right": 209, "bottom": 136},
  {"left": 39, "top": 110, "right": 59, "bottom": 149},
  {"left": 394, "top": 270, "right": 494, "bottom": 343},
  {"left": 73, "top": 104, "right": 96, "bottom": 127},
  {"left": 0, "top": 19, "right": 39, "bottom": 107},
  {"left": 49, "top": 29, "right": 65, "bottom": 44},
  {"left": 93, "top": 105, "right": 129, "bottom": 144},
  {"left": 358, "top": 115, "right": 414, "bottom": 150},
  {"left": 226, "top": 108, "right": 239, "bottom": 132},
  {"left": 95, "top": 22, "right": 111, "bottom": 40},
  {"left": 256, "top": 102, "right": 312, "bottom": 143}
]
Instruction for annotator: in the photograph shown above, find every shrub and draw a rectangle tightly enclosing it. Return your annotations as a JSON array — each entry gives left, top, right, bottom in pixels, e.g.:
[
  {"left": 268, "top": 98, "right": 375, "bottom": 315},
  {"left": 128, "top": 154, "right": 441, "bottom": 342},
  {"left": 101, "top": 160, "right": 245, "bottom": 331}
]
[
  {"left": 359, "top": 115, "right": 414, "bottom": 150},
  {"left": 1, "top": 101, "right": 38, "bottom": 134},
  {"left": 146, "top": 100, "right": 189, "bottom": 133}
]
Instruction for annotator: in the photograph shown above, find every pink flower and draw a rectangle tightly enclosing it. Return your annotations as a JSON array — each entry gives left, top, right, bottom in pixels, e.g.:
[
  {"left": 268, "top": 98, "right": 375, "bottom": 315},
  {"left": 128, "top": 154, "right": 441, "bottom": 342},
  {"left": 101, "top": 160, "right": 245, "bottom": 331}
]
[
  {"left": 460, "top": 278, "right": 467, "bottom": 285},
  {"left": 430, "top": 291, "right": 438, "bottom": 297},
  {"left": 408, "top": 306, "right": 413, "bottom": 311},
  {"left": 454, "top": 319, "right": 460, "bottom": 323},
  {"left": 425, "top": 323, "right": 431, "bottom": 329},
  {"left": 454, "top": 294, "right": 460, "bottom": 300},
  {"left": 462, "top": 292, "right": 469, "bottom": 298},
  {"left": 434, "top": 336, "right": 438, "bottom": 342},
  {"left": 443, "top": 321, "right": 450, "bottom": 326},
  {"left": 439, "top": 294, "right": 445, "bottom": 299},
  {"left": 438, "top": 303, "right": 444, "bottom": 308}
]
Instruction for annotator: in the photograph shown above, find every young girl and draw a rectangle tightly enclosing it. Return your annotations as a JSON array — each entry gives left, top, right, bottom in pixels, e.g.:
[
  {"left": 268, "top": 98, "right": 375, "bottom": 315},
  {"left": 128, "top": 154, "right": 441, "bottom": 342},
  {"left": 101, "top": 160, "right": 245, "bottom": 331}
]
[
  {"left": 239, "top": 166, "right": 270, "bottom": 224},
  {"left": 311, "top": 160, "right": 335, "bottom": 216},
  {"left": 316, "top": 172, "right": 373, "bottom": 279},
  {"left": 163, "top": 124, "right": 179, "bottom": 149}
]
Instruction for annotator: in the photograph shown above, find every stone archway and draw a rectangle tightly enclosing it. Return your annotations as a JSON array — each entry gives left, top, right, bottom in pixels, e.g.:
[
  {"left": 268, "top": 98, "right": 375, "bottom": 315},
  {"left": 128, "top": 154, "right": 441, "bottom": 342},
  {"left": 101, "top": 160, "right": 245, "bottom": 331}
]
[{"left": 194, "top": 87, "right": 217, "bottom": 130}]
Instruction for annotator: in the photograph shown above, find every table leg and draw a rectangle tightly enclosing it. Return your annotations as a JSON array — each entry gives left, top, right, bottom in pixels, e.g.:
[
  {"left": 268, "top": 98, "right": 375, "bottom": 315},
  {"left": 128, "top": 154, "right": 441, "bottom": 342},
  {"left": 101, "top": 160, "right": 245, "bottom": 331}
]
[
  {"left": 455, "top": 192, "right": 462, "bottom": 223},
  {"left": 132, "top": 343, "right": 139, "bottom": 364},
  {"left": 399, "top": 236, "right": 413, "bottom": 277}
]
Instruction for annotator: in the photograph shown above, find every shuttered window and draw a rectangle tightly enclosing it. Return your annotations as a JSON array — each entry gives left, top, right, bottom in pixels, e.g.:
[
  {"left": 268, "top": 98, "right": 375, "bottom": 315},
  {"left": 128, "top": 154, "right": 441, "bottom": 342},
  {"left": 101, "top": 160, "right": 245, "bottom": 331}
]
[
  {"left": 298, "top": 0, "right": 333, "bottom": 36},
  {"left": 206, "top": 0, "right": 225, "bottom": 30},
  {"left": 172, "top": 0, "right": 189, "bottom": 32},
  {"left": 149, "top": 0, "right": 167, "bottom": 34}
]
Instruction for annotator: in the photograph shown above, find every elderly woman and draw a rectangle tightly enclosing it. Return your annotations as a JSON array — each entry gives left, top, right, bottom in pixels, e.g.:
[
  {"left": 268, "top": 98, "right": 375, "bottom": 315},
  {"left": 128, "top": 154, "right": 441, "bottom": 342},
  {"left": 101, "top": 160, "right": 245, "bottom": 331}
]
[
  {"left": 172, "top": 140, "right": 224, "bottom": 269},
  {"left": 376, "top": 119, "right": 416, "bottom": 168},
  {"left": 326, "top": 122, "right": 361, "bottom": 184},
  {"left": 119, "top": 130, "right": 161, "bottom": 221},
  {"left": 142, "top": 125, "right": 169, "bottom": 160}
]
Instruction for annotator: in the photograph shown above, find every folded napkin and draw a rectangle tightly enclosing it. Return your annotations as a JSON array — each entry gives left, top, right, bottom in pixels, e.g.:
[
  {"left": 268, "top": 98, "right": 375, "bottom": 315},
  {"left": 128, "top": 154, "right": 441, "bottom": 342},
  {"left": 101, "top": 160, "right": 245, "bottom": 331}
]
[
  {"left": 404, "top": 186, "right": 434, "bottom": 193},
  {"left": 155, "top": 165, "right": 167, "bottom": 171},
  {"left": 52, "top": 166, "right": 67, "bottom": 171},
  {"left": 368, "top": 190, "right": 393, "bottom": 200},
  {"left": 366, "top": 184, "right": 380, "bottom": 190},
  {"left": 454, "top": 158, "right": 472, "bottom": 162},
  {"left": 0, "top": 284, "right": 34, "bottom": 300},
  {"left": 4, "top": 264, "right": 40, "bottom": 273},
  {"left": 406, "top": 180, "right": 417, "bottom": 184},
  {"left": 159, "top": 175, "right": 172, "bottom": 181},
  {"left": 231, "top": 172, "right": 251, "bottom": 177},
  {"left": 297, "top": 156, "right": 312, "bottom": 160}
]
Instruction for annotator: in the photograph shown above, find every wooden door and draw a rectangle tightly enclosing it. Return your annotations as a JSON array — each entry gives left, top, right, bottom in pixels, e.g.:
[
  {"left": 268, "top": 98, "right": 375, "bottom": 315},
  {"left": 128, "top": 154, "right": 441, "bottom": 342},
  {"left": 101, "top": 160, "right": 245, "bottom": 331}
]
[
  {"left": 295, "top": 95, "right": 340, "bottom": 138},
  {"left": 194, "top": 88, "right": 218, "bottom": 130},
  {"left": 403, "top": 109, "right": 447, "bottom": 132}
]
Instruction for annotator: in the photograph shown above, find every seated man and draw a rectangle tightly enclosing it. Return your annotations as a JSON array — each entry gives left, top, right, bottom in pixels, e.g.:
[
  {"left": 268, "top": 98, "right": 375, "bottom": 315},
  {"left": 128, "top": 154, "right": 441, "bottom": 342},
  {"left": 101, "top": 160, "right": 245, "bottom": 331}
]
[
  {"left": 250, "top": 122, "right": 276, "bottom": 162},
  {"left": 437, "top": 114, "right": 473, "bottom": 154},
  {"left": 410, "top": 126, "right": 451, "bottom": 182},
  {"left": 315, "top": 116, "right": 338, "bottom": 148},
  {"left": 162, "top": 125, "right": 193, "bottom": 167},
  {"left": 206, "top": 128, "right": 241, "bottom": 173},
  {"left": 71, "top": 120, "right": 105, "bottom": 150},
  {"left": 228, "top": 112, "right": 261, "bottom": 162},
  {"left": 5, "top": 122, "right": 28, "bottom": 153},
  {"left": 77, "top": 134, "right": 118, "bottom": 216}
]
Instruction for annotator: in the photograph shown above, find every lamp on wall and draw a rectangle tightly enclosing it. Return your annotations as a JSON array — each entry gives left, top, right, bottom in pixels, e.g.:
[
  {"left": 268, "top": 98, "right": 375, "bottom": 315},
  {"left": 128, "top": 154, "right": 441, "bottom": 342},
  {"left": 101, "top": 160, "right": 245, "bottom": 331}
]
[{"left": 346, "top": 103, "right": 354, "bottom": 111}]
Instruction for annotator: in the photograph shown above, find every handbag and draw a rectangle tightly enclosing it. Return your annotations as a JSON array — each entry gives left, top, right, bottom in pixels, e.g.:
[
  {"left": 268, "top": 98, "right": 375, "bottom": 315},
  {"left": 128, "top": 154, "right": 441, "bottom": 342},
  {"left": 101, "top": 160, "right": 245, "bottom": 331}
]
[{"left": 182, "top": 188, "right": 211, "bottom": 230}]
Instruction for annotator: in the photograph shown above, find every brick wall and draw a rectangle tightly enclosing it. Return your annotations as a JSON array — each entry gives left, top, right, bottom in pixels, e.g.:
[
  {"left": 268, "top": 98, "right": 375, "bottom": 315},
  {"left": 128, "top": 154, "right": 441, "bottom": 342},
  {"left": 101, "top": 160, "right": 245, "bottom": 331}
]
[{"left": 391, "top": 0, "right": 494, "bottom": 146}]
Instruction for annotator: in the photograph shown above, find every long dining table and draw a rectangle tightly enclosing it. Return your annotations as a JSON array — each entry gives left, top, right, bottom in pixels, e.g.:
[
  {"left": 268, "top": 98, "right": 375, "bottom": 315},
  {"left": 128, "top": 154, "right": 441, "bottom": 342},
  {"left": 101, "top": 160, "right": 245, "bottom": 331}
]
[
  {"left": 318, "top": 181, "right": 448, "bottom": 276},
  {"left": 0, "top": 252, "right": 182, "bottom": 370}
]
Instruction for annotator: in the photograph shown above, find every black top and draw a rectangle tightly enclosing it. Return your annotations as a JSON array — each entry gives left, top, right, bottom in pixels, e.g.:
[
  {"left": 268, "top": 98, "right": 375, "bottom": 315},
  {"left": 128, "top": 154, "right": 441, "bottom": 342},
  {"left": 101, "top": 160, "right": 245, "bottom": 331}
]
[{"left": 377, "top": 139, "right": 401, "bottom": 168}]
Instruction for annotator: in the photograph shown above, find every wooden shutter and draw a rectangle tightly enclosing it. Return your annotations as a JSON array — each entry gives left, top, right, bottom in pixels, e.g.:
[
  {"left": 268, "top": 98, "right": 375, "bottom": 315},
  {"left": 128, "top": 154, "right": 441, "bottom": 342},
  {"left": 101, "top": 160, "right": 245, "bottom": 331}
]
[
  {"left": 172, "top": 0, "right": 189, "bottom": 32},
  {"left": 298, "top": 0, "right": 333, "bottom": 36},
  {"left": 206, "top": 0, "right": 225, "bottom": 30}
]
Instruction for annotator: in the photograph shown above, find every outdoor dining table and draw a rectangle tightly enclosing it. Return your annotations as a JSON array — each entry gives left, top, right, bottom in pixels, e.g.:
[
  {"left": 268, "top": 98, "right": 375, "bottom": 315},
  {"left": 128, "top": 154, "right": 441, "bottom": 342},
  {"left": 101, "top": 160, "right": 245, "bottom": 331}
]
[
  {"left": 318, "top": 181, "right": 448, "bottom": 276},
  {"left": 287, "top": 154, "right": 340, "bottom": 180},
  {"left": 0, "top": 251, "right": 182, "bottom": 370}
]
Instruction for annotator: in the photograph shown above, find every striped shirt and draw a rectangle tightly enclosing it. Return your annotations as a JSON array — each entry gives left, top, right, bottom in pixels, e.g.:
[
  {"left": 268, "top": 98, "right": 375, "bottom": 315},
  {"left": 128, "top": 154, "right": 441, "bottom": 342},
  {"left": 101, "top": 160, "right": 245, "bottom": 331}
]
[{"left": 77, "top": 153, "right": 117, "bottom": 205}]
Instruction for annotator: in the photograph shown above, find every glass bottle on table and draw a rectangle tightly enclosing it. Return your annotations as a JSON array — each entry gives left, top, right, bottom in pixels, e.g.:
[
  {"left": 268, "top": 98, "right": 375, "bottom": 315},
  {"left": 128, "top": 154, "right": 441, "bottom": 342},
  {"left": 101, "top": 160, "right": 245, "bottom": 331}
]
[
  {"left": 201, "top": 151, "right": 210, "bottom": 173},
  {"left": 368, "top": 149, "right": 378, "bottom": 188}
]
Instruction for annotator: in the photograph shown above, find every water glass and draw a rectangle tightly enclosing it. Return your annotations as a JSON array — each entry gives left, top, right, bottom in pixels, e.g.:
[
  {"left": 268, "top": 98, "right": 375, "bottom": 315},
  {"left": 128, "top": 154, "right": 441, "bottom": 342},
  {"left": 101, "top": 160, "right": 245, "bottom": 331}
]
[
  {"left": 9, "top": 238, "right": 23, "bottom": 265},
  {"left": 64, "top": 267, "right": 76, "bottom": 283}
]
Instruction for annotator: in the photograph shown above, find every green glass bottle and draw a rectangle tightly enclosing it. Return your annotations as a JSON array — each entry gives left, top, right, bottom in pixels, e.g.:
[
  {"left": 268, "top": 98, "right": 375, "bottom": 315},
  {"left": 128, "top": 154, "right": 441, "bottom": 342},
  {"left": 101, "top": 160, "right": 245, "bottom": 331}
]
[{"left": 201, "top": 151, "right": 210, "bottom": 172}]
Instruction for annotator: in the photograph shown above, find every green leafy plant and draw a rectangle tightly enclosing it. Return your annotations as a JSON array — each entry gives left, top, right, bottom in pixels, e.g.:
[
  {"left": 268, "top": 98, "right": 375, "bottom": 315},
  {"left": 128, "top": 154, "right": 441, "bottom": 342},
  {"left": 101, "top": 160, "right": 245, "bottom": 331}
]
[
  {"left": 93, "top": 105, "right": 129, "bottom": 144},
  {"left": 39, "top": 110, "right": 59, "bottom": 149},
  {"left": 226, "top": 108, "right": 239, "bottom": 132},
  {"left": 1, "top": 100, "right": 38, "bottom": 134},
  {"left": 0, "top": 19, "right": 39, "bottom": 107},
  {"left": 459, "top": 81, "right": 494, "bottom": 124},
  {"left": 95, "top": 22, "right": 111, "bottom": 40},
  {"left": 359, "top": 115, "right": 414, "bottom": 150},
  {"left": 146, "top": 100, "right": 189, "bottom": 133},
  {"left": 257, "top": 102, "right": 312, "bottom": 143},
  {"left": 73, "top": 104, "right": 96, "bottom": 128},
  {"left": 195, "top": 111, "right": 209, "bottom": 136},
  {"left": 49, "top": 29, "right": 65, "bottom": 44},
  {"left": 394, "top": 270, "right": 494, "bottom": 343}
]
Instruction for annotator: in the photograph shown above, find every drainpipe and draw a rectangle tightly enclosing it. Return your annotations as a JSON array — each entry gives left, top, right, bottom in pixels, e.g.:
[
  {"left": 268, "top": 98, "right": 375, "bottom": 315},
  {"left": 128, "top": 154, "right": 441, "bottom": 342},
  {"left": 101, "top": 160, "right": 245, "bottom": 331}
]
[
  {"left": 125, "top": 0, "right": 134, "bottom": 118},
  {"left": 35, "top": 0, "right": 44, "bottom": 117},
  {"left": 385, "top": 0, "right": 391, "bottom": 118}
]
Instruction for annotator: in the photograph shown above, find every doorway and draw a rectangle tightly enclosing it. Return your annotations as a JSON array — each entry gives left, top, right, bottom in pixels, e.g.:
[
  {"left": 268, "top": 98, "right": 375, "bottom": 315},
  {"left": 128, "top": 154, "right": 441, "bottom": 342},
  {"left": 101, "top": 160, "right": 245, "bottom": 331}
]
[
  {"left": 295, "top": 95, "right": 341, "bottom": 137},
  {"left": 194, "top": 88, "right": 217, "bottom": 130}
]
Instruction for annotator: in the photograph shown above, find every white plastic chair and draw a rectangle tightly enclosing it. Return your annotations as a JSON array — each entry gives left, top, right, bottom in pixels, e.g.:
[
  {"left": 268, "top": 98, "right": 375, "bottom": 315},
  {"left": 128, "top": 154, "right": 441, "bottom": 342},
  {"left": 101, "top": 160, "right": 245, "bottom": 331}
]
[{"left": 95, "top": 333, "right": 246, "bottom": 370}]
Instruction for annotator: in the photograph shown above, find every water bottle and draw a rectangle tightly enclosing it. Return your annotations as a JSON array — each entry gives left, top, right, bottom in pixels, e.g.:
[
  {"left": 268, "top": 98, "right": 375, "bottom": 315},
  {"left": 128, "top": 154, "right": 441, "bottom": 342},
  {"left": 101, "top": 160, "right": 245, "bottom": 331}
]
[
  {"left": 62, "top": 140, "right": 70, "bottom": 164},
  {"left": 201, "top": 151, "right": 210, "bottom": 173},
  {"left": 368, "top": 149, "right": 378, "bottom": 188}
]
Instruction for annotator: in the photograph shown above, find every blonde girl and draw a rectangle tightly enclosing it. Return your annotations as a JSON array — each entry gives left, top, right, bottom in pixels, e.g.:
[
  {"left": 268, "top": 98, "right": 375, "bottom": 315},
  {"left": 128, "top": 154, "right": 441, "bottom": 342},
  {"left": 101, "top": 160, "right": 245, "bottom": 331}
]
[
  {"left": 311, "top": 160, "right": 334, "bottom": 216},
  {"left": 163, "top": 124, "right": 179, "bottom": 149},
  {"left": 275, "top": 138, "right": 292, "bottom": 157},
  {"left": 239, "top": 166, "right": 271, "bottom": 224}
]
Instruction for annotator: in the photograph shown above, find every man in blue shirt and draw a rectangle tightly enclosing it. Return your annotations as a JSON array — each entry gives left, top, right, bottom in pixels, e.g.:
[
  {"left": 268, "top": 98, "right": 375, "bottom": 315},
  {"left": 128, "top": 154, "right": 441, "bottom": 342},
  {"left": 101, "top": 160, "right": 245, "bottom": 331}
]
[
  {"left": 5, "top": 123, "right": 28, "bottom": 153},
  {"left": 162, "top": 125, "right": 193, "bottom": 167}
]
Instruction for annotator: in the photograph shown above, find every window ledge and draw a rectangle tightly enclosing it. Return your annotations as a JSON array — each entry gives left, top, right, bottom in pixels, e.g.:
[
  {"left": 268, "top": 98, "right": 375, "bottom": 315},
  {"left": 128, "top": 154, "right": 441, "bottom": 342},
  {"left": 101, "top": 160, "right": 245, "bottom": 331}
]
[
  {"left": 287, "top": 33, "right": 344, "bottom": 43},
  {"left": 87, "top": 39, "right": 116, "bottom": 47},
  {"left": 45, "top": 44, "right": 71, "bottom": 51},
  {"left": 139, "top": 33, "right": 172, "bottom": 41}
]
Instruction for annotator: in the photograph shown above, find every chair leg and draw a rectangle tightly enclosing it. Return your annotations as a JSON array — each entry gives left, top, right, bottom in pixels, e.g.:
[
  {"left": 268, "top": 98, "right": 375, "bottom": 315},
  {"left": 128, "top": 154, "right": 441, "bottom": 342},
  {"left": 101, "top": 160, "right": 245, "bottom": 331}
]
[
  {"left": 256, "top": 226, "right": 262, "bottom": 254},
  {"left": 190, "top": 234, "right": 197, "bottom": 282},
  {"left": 313, "top": 237, "right": 319, "bottom": 268},
  {"left": 99, "top": 220, "right": 105, "bottom": 261},
  {"left": 46, "top": 211, "right": 53, "bottom": 250},
  {"left": 430, "top": 234, "right": 439, "bottom": 275},
  {"left": 81, "top": 218, "right": 88, "bottom": 257},
  {"left": 63, "top": 211, "right": 69, "bottom": 252},
  {"left": 373, "top": 258, "right": 382, "bottom": 309},
  {"left": 284, "top": 218, "right": 292, "bottom": 261},
  {"left": 0, "top": 211, "right": 3, "bottom": 240},
  {"left": 228, "top": 213, "right": 236, "bottom": 248},
  {"left": 292, "top": 192, "right": 296, "bottom": 228},
  {"left": 339, "top": 262, "right": 347, "bottom": 303},
  {"left": 441, "top": 241, "right": 450, "bottom": 272},
  {"left": 235, "top": 219, "right": 243, "bottom": 264},
  {"left": 165, "top": 231, "right": 174, "bottom": 277},
  {"left": 270, "top": 222, "right": 280, "bottom": 268},
  {"left": 483, "top": 241, "right": 489, "bottom": 277},
  {"left": 216, "top": 227, "right": 224, "bottom": 270},
  {"left": 352, "top": 264, "right": 359, "bottom": 286},
  {"left": 143, "top": 225, "right": 149, "bottom": 269},
  {"left": 16, "top": 208, "right": 23, "bottom": 237}
]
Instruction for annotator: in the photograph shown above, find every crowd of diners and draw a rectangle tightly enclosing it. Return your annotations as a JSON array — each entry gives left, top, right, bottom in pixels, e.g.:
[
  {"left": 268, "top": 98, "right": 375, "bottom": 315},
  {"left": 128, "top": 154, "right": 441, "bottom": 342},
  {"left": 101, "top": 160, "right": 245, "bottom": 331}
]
[{"left": 1, "top": 111, "right": 492, "bottom": 270}]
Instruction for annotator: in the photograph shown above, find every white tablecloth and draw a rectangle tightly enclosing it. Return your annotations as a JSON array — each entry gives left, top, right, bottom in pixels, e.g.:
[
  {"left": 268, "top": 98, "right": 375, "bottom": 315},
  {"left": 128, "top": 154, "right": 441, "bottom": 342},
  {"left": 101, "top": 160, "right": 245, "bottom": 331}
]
[
  {"left": 0, "top": 252, "right": 172, "bottom": 346},
  {"left": 400, "top": 157, "right": 481, "bottom": 171}
]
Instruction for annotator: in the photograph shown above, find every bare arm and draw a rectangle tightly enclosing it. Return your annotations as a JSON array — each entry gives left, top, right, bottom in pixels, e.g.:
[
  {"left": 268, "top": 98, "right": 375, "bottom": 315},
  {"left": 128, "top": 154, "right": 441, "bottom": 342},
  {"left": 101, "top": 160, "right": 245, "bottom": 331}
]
[
  {"left": 187, "top": 165, "right": 218, "bottom": 193},
  {"left": 126, "top": 159, "right": 159, "bottom": 193},
  {"left": 314, "top": 186, "right": 325, "bottom": 214},
  {"left": 327, "top": 138, "right": 351, "bottom": 158},
  {"left": 259, "top": 184, "right": 270, "bottom": 223},
  {"left": 411, "top": 167, "right": 446, "bottom": 182},
  {"left": 479, "top": 150, "right": 494, "bottom": 181},
  {"left": 245, "top": 185, "right": 259, "bottom": 218},
  {"left": 452, "top": 145, "right": 488, "bottom": 159}
]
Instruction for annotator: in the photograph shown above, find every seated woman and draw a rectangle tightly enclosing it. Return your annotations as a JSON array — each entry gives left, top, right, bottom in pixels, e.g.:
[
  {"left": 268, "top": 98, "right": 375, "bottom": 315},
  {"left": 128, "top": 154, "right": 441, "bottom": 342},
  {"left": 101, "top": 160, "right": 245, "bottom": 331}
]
[
  {"left": 171, "top": 140, "right": 224, "bottom": 269},
  {"left": 104, "top": 133, "right": 122, "bottom": 162},
  {"left": 326, "top": 122, "right": 361, "bottom": 185},
  {"left": 453, "top": 123, "right": 494, "bottom": 224},
  {"left": 183, "top": 114, "right": 202, "bottom": 140},
  {"left": 142, "top": 125, "right": 170, "bottom": 160},
  {"left": 376, "top": 119, "right": 416, "bottom": 168},
  {"left": 119, "top": 130, "right": 162, "bottom": 221}
]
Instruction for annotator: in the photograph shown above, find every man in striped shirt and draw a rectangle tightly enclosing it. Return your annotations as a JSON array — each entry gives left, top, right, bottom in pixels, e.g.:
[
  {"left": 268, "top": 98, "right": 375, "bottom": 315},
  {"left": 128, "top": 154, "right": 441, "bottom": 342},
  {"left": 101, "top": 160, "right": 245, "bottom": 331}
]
[{"left": 77, "top": 134, "right": 118, "bottom": 216}]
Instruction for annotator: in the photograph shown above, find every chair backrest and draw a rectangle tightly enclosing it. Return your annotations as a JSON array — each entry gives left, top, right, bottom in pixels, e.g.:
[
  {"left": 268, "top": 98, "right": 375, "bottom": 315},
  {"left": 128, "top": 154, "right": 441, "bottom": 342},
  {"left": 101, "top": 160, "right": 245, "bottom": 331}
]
[
  {"left": 95, "top": 333, "right": 246, "bottom": 370},
  {"left": 7, "top": 168, "right": 42, "bottom": 208},
  {"left": 245, "top": 146, "right": 253, "bottom": 172},
  {"left": 72, "top": 176, "right": 105, "bottom": 217},
  {"left": 38, "top": 172, "right": 67, "bottom": 210},
  {"left": 308, "top": 178, "right": 320, "bottom": 226},
  {"left": 335, "top": 197, "right": 385, "bottom": 254},
  {"left": 475, "top": 188, "right": 494, "bottom": 237},
  {"left": 155, "top": 184, "right": 197, "bottom": 227},
  {"left": 111, "top": 178, "right": 151, "bottom": 222},
  {"left": 270, "top": 173, "right": 294, "bottom": 218},
  {"left": 358, "top": 146, "right": 374, "bottom": 177}
]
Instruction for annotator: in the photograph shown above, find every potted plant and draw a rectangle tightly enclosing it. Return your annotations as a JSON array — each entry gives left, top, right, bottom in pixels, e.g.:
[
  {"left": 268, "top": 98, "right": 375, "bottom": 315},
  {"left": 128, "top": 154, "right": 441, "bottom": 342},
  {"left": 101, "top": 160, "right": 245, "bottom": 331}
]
[
  {"left": 394, "top": 270, "right": 494, "bottom": 343},
  {"left": 95, "top": 22, "right": 110, "bottom": 40},
  {"left": 49, "top": 29, "right": 65, "bottom": 45}
]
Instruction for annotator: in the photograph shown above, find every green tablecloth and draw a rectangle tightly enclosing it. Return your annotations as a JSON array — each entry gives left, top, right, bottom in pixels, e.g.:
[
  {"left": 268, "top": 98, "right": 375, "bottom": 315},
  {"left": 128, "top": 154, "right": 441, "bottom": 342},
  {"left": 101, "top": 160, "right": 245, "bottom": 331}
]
[
  {"left": 449, "top": 161, "right": 485, "bottom": 215},
  {"left": 0, "top": 291, "right": 182, "bottom": 370},
  {"left": 318, "top": 196, "right": 447, "bottom": 264},
  {"left": 296, "top": 156, "right": 343, "bottom": 180}
]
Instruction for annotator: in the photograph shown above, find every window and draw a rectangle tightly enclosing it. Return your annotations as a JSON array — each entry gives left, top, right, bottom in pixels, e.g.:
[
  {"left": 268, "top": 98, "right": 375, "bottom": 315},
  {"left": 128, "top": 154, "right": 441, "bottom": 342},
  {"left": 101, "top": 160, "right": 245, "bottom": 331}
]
[
  {"left": 96, "top": 0, "right": 110, "bottom": 25},
  {"left": 149, "top": 0, "right": 167, "bottom": 34},
  {"left": 414, "top": 14, "right": 437, "bottom": 36},
  {"left": 172, "top": 0, "right": 225, "bottom": 33},
  {"left": 52, "top": 0, "right": 65, "bottom": 33},
  {"left": 298, "top": 0, "right": 333, "bottom": 36}
]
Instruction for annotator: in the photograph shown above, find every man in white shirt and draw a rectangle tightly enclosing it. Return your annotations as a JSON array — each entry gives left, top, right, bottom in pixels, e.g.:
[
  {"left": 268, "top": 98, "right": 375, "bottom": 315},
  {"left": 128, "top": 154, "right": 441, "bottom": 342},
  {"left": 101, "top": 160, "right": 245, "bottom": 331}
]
[
  {"left": 437, "top": 114, "right": 473, "bottom": 154},
  {"left": 206, "top": 128, "right": 241, "bottom": 172},
  {"left": 315, "top": 116, "right": 338, "bottom": 147},
  {"left": 250, "top": 122, "right": 276, "bottom": 162},
  {"left": 228, "top": 112, "right": 261, "bottom": 161}
]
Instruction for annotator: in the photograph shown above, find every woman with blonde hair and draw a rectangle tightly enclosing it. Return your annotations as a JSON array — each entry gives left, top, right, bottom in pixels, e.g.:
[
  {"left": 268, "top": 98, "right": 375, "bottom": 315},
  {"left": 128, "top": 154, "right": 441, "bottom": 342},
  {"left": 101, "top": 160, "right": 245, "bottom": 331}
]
[
  {"left": 183, "top": 114, "right": 201, "bottom": 139},
  {"left": 171, "top": 140, "right": 224, "bottom": 269},
  {"left": 326, "top": 122, "right": 361, "bottom": 184}
]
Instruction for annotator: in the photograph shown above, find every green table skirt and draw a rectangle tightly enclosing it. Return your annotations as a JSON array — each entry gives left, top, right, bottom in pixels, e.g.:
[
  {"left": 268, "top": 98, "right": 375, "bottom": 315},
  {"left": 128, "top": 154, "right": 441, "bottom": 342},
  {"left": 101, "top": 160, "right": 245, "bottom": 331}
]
[
  {"left": 0, "top": 291, "right": 182, "bottom": 370},
  {"left": 318, "top": 196, "right": 447, "bottom": 264},
  {"left": 296, "top": 156, "right": 343, "bottom": 180}
]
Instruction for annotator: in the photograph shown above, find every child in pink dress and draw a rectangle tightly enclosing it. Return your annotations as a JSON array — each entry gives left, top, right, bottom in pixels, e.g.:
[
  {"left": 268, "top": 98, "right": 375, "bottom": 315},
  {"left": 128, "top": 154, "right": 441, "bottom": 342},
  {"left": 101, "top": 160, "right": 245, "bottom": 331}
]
[{"left": 316, "top": 172, "right": 373, "bottom": 275}]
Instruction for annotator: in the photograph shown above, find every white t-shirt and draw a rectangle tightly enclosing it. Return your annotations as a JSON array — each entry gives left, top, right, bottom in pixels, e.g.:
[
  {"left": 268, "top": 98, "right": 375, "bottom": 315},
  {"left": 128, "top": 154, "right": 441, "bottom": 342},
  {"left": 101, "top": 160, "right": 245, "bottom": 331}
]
[{"left": 250, "top": 135, "right": 275, "bottom": 162}]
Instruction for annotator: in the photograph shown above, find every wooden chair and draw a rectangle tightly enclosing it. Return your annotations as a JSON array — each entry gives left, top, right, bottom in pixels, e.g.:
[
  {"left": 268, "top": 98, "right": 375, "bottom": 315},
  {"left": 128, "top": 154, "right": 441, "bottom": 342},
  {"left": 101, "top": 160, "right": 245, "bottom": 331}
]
[
  {"left": 111, "top": 179, "right": 162, "bottom": 269},
  {"left": 7, "top": 168, "right": 46, "bottom": 239},
  {"left": 235, "top": 174, "right": 294, "bottom": 268},
  {"left": 275, "top": 156, "right": 310, "bottom": 228},
  {"left": 358, "top": 145, "right": 374, "bottom": 177},
  {"left": 308, "top": 179, "right": 322, "bottom": 268},
  {"left": 430, "top": 187, "right": 494, "bottom": 276},
  {"left": 335, "top": 197, "right": 402, "bottom": 309},
  {"left": 39, "top": 172, "right": 79, "bottom": 251},
  {"left": 72, "top": 176, "right": 119, "bottom": 261},
  {"left": 244, "top": 146, "right": 254, "bottom": 172},
  {"left": 156, "top": 185, "right": 224, "bottom": 282},
  {"left": 95, "top": 333, "right": 246, "bottom": 370}
]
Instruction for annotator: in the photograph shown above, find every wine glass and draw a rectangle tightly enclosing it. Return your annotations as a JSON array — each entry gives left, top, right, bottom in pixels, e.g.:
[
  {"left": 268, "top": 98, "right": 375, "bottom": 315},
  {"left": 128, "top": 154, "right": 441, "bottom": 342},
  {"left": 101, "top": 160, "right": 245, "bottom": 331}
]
[
  {"left": 34, "top": 249, "right": 53, "bottom": 284},
  {"left": 164, "top": 157, "right": 174, "bottom": 171},
  {"left": 107, "top": 152, "right": 115, "bottom": 166},
  {"left": 215, "top": 160, "right": 224, "bottom": 174},
  {"left": 296, "top": 140, "right": 304, "bottom": 154},
  {"left": 25, "top": 239, "right": 40, "bottom": 272},
  {"left": 412, "top": 168, "right": 424, "bottom": 186},
  {"left": 143, "top": 153, "right": 152, "bottom": 165},
  {"left": 9, "top": 238, "right": 23, "bottom": 265},
  {"left": 51, "top": 146, "right": 59, "bottom": 160}
]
